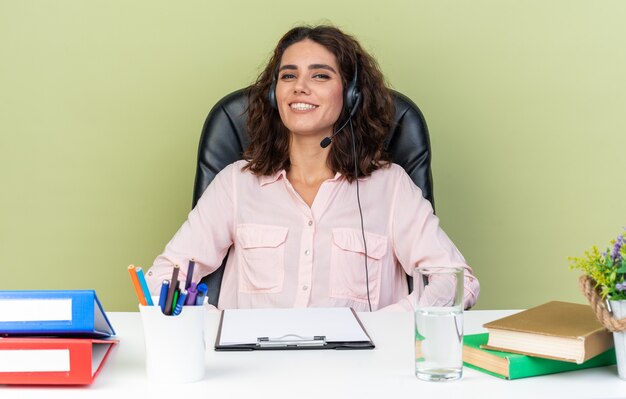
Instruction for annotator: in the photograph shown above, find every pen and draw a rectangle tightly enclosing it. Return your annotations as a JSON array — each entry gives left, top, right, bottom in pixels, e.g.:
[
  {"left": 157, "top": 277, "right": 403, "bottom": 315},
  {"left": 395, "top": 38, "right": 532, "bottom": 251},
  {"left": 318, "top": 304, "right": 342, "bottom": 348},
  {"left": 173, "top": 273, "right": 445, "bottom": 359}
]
[
  {"left": 185, "top": 259, "right": 195, "bottom": 290},
  {"left": 128, "top": 265, "right": 148, "bottom": 306},
  {"left": 163, "top": 265, "right": 180, "bottom": 315},
  {"left": 171, "top": 286, "right": 180, "bottom": 316},
  {"left": 158, "top": 280, "right": 170, "bottom": 313},
  {"left": 186, "top": 282, "right": 198, "bottom": 305},
  {"left": 195, "top": 283, "right": 208, "bottom": 306},
  {"left": 173, "top": 289, "right": 188, "bottom": 316},
  {"left": 135, "top": 267, "right": 154, "bottom": 306}
]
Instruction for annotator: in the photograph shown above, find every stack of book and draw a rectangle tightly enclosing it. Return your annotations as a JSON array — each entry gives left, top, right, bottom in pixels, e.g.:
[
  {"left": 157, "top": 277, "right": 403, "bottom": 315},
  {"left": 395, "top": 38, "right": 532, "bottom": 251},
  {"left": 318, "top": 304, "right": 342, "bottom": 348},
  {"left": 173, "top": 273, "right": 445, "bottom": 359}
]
[
  {"left": 463, "top": 301, "right": 617, "bottom": 379},
  {"left": 0, "top": 290, "right": 118, "bottom": 385}
]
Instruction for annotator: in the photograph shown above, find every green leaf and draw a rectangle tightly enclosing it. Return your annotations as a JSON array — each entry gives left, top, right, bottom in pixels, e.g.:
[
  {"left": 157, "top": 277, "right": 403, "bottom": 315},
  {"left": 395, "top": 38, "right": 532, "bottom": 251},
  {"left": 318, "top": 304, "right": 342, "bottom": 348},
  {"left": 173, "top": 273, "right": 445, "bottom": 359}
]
[{"left": 617, "top": 260, "right": 626, "bottom": 274}]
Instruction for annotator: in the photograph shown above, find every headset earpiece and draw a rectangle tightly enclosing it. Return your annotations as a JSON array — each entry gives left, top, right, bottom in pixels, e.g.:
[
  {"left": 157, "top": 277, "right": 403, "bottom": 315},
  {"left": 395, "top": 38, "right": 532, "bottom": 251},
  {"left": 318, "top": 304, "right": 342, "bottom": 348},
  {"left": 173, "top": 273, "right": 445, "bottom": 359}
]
[
  {"left": 268, "top": 77, "right": 278, "bottom": 110},
  {"left": 344, "top": 65, "right": 361, "bottom": 114},
  {"left": 268, "top": 80, "right": 278, "bottom": 110}
]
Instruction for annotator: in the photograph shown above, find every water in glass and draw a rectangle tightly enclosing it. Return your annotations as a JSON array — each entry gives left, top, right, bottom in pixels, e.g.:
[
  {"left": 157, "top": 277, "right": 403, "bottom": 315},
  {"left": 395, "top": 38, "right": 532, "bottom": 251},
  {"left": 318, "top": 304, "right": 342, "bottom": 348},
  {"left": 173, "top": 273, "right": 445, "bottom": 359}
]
[{"left": 415, "top": 305, "right": 463, "bottom": 381}]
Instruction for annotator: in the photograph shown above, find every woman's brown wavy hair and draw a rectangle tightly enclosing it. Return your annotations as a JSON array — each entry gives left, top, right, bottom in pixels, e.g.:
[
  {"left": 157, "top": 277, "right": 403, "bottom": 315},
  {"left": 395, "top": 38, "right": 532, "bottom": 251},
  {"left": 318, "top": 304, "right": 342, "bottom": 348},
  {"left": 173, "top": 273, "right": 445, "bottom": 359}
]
[{"left": 243, "top": 25, "right": 394, "bottom": 182}]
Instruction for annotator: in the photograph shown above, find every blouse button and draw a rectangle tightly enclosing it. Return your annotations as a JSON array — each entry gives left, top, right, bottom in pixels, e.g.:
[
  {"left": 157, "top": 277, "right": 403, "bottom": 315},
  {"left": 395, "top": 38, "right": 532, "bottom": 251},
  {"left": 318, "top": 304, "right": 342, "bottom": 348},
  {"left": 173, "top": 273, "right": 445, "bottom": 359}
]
[
  {"left": 304, "top": 250, "right": 311, "bottom": 256},
  {"left": 308, "top": 220, "right": 313, "bottom": 226}
]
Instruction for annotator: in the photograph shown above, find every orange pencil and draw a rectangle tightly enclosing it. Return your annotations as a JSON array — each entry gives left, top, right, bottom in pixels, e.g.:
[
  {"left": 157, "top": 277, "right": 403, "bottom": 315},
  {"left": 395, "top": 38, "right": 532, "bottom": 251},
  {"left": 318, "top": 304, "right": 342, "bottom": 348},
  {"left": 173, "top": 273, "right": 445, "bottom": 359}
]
[{"left": 128, "top": 265, "right": 148, "bottom": 306}]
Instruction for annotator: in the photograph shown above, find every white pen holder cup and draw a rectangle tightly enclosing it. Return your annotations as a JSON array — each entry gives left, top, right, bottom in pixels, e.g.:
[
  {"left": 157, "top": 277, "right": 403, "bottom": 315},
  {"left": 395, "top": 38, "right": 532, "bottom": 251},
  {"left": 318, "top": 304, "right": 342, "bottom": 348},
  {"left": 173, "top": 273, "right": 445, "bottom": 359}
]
[{"left": 139, "top": 304, "right": 207, "bottom": 383}]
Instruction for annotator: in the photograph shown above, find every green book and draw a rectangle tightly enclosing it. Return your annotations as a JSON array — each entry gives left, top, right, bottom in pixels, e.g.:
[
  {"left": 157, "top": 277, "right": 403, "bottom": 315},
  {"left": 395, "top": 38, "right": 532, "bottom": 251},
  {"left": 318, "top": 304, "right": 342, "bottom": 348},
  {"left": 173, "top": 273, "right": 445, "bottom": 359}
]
[{"left": 463, "top": 333, "right": 616, "bottom": 380}]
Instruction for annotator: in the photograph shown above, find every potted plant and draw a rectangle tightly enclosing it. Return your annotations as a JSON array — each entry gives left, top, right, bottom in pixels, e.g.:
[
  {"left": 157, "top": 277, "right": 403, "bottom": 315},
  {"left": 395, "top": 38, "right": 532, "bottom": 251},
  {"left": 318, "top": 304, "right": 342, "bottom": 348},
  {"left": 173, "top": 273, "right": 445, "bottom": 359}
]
[{"left": 569, "top": 230, "right": 626, "bottom": 379}]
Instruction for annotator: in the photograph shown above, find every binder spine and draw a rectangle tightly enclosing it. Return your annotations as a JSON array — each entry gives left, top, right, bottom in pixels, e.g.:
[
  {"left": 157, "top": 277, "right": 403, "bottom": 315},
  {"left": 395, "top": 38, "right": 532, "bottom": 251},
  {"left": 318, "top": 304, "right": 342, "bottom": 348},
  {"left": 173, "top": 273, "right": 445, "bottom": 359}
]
[
  {"left": 0, "top": 290, "right": 112, "bottom": 338},
  {"left": 71, "top": 291, "right": 95, "bottom": 332}
]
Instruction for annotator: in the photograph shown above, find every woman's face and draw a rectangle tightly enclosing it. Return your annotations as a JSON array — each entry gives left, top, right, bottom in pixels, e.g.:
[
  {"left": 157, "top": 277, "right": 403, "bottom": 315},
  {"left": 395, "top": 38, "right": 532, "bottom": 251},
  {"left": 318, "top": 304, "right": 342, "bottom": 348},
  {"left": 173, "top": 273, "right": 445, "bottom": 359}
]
[{"left": 275, "top": 39, "right": 344, "bottom": 140}]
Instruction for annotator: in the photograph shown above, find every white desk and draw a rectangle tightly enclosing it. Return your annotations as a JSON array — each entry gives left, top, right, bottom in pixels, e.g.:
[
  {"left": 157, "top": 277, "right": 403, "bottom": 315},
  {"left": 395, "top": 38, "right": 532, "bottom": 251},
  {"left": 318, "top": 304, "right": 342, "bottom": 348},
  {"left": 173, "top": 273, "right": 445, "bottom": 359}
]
[{"left": 1, "top": 310, "right": 624, "bottom": 398}]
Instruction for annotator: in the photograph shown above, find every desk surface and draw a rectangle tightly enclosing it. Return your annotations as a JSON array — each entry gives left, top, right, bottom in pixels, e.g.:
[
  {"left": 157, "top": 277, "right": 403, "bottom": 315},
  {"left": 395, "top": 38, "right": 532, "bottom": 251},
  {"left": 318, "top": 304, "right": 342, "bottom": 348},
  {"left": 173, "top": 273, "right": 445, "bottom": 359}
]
[{"left": 1, "top": 310, "right": 624, "bottom": 398}]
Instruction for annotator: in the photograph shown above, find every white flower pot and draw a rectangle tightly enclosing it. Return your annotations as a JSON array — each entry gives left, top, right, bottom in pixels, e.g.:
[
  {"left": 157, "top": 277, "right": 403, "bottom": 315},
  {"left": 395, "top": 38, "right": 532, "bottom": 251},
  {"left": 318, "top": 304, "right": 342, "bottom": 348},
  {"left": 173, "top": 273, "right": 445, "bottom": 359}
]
[{"left": 609, "top": 300, "right": 626, "bottom": 380}]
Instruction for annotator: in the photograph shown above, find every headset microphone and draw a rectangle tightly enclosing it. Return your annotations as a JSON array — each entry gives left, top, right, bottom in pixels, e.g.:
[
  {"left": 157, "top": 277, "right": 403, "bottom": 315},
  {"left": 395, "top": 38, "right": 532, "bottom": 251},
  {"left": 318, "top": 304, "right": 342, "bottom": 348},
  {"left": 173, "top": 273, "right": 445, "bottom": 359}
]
[
  {"left": 319, "top": 94, "right": 362, "bottom": 149},
  {"left": 319, "top": 136, "right": 333, "bottom": 149}
]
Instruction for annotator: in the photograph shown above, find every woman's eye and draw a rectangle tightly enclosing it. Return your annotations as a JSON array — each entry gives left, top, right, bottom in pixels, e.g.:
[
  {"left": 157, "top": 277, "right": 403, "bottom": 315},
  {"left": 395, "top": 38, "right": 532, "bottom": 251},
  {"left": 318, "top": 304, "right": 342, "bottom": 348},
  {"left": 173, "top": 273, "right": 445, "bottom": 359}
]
[
  {"left": 313, "top": 73, "right": 330, "bottom": 80},
  {"left": 279, "top": 73, "right": 296, "bottom": 80}
]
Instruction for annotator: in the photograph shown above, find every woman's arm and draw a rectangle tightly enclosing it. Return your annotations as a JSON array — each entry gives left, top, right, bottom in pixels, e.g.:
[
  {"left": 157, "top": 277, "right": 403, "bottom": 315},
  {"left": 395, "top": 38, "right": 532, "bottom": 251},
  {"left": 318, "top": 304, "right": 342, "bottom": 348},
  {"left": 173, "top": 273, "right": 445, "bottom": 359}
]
[
  {"left": 382, "top": 169, "right": 480, "bottom": 311},
  {"left": 145, "top": 163, "right": 237, "bottom": 295}
]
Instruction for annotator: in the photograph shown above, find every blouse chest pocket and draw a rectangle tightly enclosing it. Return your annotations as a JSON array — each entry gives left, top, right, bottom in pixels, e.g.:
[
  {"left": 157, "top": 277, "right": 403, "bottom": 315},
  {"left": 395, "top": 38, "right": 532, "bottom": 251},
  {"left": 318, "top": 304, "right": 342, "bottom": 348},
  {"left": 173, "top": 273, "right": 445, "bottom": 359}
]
[
  {"left": 329, "top": 228, "right": 388, "bottom": 305},
  {"left": 236, "top": 224, "right": 288, "bottom": 294}
]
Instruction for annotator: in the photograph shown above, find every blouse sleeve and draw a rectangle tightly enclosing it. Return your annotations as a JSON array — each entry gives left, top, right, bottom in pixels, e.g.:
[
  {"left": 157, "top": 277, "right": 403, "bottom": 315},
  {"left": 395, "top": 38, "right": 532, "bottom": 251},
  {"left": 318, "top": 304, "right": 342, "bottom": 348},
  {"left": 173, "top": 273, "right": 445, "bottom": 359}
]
[
  {"left": 144, "top": 163, "right": 236, "bottom": 295},
  {"left": 381, "top": 168, "right": 480, "bottom": 311}
]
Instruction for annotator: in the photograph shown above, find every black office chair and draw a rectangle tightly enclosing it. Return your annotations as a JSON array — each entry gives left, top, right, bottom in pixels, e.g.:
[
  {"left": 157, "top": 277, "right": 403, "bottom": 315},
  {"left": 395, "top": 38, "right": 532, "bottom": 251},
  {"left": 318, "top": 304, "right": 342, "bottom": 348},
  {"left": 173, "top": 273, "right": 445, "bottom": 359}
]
[{"left": 193, "top": 88, "right": 433, "bottom": 306}]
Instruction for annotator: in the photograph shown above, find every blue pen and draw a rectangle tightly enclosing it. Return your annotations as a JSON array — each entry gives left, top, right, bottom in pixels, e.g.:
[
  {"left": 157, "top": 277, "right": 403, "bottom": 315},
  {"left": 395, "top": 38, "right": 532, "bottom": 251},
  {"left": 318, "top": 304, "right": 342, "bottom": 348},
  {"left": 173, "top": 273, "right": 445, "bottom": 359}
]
[
  {"left": 158, "top": 280, "right": 170, "bottom": 313},
  {"left": 173, "top": 289, "right": 188, "bottom": 316},
  {"left": 135, "top": 267, "right": 154, "bottom": 306},
  {"left": 195, "top": 283, "right": 208, "bottom": 306}
]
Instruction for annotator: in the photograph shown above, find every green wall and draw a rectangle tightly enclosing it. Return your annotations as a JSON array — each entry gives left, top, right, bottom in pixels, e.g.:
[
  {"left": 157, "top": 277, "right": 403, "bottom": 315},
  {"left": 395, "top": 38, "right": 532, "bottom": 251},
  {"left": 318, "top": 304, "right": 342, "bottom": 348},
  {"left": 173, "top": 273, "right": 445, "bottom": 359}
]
[{"left": 1, "top": 1, "right": 625, "bottom": 311}]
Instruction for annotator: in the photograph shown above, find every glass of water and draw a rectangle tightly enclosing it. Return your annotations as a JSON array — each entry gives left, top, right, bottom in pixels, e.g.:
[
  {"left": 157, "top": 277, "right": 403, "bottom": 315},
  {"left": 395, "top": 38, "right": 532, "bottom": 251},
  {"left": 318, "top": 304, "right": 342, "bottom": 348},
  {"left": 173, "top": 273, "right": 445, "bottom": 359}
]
[{"left": 413, "top": 266, "right": 464, "bottom": 381}]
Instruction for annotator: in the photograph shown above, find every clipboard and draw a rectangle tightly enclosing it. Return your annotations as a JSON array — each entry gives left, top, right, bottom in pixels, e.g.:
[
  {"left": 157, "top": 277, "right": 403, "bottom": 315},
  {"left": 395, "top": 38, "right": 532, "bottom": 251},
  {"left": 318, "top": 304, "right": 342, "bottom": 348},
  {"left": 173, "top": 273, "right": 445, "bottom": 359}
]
[{"left": 214, "top": 307, "right": 375, "bottom": 351}]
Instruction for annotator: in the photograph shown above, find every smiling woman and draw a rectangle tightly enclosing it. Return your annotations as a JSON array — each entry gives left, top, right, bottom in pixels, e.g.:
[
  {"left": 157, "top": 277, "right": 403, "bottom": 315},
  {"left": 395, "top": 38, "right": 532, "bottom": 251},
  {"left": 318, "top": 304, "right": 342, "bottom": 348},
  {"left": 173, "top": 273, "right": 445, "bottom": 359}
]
[{"left": 144, "top": 25, "right": 480, "bottom": 313}]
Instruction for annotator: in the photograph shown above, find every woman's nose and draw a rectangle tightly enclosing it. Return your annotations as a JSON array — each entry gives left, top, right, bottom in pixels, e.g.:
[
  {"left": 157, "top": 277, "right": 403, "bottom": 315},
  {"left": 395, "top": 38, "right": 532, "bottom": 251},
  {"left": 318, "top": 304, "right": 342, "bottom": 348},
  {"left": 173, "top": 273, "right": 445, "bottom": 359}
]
[{"left": 293, "top": 76, "right": 310, "bottom": 94}]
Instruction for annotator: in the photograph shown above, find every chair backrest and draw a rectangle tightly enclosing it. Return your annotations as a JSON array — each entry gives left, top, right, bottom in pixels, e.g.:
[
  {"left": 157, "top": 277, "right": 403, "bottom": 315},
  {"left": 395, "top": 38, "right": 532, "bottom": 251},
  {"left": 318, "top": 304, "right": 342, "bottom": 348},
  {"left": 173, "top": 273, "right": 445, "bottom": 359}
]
[{"left": 193, "top": 88, "right": 433, "bottom": 306}]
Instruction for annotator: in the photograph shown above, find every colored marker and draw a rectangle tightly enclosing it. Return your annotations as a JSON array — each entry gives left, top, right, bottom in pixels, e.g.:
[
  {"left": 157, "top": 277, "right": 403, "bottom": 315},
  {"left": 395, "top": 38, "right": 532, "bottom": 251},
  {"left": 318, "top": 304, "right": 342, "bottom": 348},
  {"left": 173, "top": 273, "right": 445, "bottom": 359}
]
[
  {"left": 195, "top": 283, "right": 208, "bottom": 306},
  {"left": 128, "top": 265, "right": 147, "bottom": 306},
  {"left": 171, "top": 289, "right": 179, "bottom": 315},
  {"left": 158, "top": 280, "right": 170, "bottom": 313},
  {"left": 163, "top": 265, "right": 180, "bottom": 315},
  {"left": 186, "top": 282, "right": 198, "bottom": 305},
  {"left": 135, "top": 267, "right": 154, "bottom": 306},
  {"left": 173, "top": 289, "right": 188, "bottom": 316},
  {"left": 185, "top": 259, "right": 195, "bottom": 290}
]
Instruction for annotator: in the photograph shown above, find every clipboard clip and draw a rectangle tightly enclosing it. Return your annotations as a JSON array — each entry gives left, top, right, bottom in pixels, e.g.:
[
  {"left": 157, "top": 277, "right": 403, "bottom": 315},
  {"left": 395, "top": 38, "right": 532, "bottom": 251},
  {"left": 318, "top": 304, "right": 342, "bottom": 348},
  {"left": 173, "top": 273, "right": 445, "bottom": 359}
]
[{"left": 257, "top": 334, "right": 327, "bottom": 348}]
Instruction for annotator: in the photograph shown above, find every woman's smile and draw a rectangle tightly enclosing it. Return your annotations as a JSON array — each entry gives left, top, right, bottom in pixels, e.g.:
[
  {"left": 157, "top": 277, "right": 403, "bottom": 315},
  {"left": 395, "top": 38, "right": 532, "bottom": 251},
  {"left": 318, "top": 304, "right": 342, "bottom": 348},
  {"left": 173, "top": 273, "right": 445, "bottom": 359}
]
[{"left": 289, "top": 102, "right": 318, "bottom": 111}]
